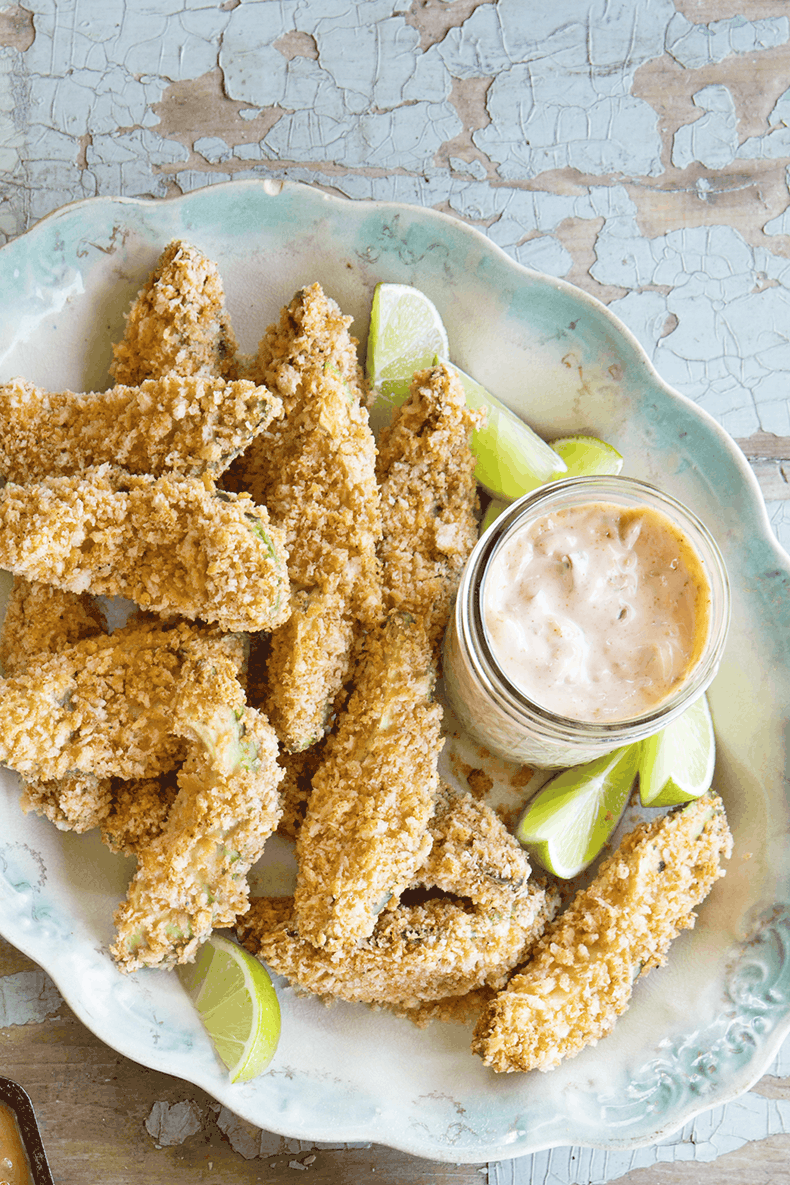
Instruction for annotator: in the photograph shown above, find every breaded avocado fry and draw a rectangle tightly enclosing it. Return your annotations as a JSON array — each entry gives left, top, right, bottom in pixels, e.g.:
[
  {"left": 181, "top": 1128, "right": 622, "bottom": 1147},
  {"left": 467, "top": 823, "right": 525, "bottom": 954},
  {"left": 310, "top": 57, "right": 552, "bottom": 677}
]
[
  {"left": 410, "top": 783, "right": 533, "bottom": 910},
  {"left": 226, "top": 283, "right": 381, "bottom": 752},
  {"left": 0, "top": 621, "right": 245, "bottom": 784},
  {"left": 294, "top": 611, "right": 443, "bottom": 949},
  {"left": 376, "top": 361, "right": 483, "bottom": 650},
  {"left": 0, "top": 576, "right": 105, "bottom": 677},
  {"left": 110, "top": 239, "right": 240, "bottom": 384},
  {"left": 0, "top": 374, "right": 282, "bottom": 483},
  {"left": 0, "top": 465, "right": 289, "bottom": 632},
  {"left": 112, "top": 655, "right": 283, "bottom": 971},
  {"left": 472, "top": 793, "right": 733, "bottom": 1073},
  {"left": 238, "top": 882, "right": 557, "bottom": 1014}
]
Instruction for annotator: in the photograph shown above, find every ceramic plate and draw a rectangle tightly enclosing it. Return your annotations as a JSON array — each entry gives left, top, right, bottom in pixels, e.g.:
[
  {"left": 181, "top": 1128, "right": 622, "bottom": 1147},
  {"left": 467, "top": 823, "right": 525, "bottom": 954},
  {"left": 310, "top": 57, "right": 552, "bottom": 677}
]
[{"left": 0, "top": 181, "right": 788, "bottom": 1164}]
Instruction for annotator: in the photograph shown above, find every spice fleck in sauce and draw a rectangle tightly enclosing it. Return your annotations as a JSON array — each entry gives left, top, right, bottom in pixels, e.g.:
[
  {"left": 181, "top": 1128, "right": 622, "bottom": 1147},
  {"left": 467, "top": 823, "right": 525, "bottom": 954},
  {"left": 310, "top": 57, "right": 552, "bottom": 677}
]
[{"left": 483, "top": 502, "right": 710, "bottom": 723}]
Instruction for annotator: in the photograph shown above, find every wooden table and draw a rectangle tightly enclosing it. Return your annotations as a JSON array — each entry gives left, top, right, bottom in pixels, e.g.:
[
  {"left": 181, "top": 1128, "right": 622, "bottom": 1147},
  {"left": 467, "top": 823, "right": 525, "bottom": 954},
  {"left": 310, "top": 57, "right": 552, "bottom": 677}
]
[{"left": 2, "top": 1, "right": 790, "bottom": 1181}]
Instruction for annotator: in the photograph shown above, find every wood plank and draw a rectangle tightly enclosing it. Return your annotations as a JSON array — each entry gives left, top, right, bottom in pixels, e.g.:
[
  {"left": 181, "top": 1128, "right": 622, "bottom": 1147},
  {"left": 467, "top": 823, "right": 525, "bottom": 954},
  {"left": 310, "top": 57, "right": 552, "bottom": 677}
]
[
  {"left": 736, "top": 435, "right": 790, "bottom": 501},
  {"left": 735, "top": 433, "right": 790, "bottom": 461}
]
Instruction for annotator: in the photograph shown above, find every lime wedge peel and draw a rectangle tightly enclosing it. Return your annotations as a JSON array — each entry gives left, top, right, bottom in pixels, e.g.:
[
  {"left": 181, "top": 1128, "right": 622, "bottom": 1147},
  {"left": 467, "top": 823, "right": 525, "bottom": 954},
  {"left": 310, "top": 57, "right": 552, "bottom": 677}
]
[
  {"left": 480, "top": 498, "right": 508, "bottom": 534},
  {"left": 638, "top": 694, "right": 715, "bottom": 808},
  {"left": 548, "top": 435, "right": 623, "bottom": 480},
  {"left": 365, "top": 282, "right": 625, "bottom": 504},
  {"left": 450, "top": 362, "right": 567, "bottom": 500},
  {"left": 515, "top": 744, "right": 640, "bottom": 879},
  {"left": 177, "top": 932, "right": 281, "bottom": 1083},
  {"left": 365, "top": 282, "right": 566, "bottom": 499},
  {"left": 366, "top": 282, "right": 449, "bottom": 407}
]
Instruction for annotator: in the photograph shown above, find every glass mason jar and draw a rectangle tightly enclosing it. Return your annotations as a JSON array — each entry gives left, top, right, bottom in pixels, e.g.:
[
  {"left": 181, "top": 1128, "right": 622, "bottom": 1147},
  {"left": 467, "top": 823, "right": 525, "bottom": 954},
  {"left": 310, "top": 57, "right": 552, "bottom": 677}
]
[{"left": 443, "top": 476, "right": 731, "bottom": 768}]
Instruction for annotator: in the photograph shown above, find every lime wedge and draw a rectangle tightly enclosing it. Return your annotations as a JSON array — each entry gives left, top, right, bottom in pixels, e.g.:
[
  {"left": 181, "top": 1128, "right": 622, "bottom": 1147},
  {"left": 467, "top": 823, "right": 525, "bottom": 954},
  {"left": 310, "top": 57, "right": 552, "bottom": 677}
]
[
  {"left": 177, "top": 933, "right": 280, "bottom": 1082},
  {"left": 638, "top": 694, "right": 715, "bottom": 807},
  {"left": 514, "top": 745, "right": 640, "bottom": 878},
  {"left": 480, "top": 498, "right": 508, "bottom": 533},
  {"left": 450, "top": 363, "right": 567, "bottom": 500},
  {"left": 548, "top": 435, "right": 623, "bottom": 479},
  {"left": 366, "top": 282, "right": 449, "bottom": 406},
  {"left": 366, "top": 282, "right": 569, "bottom": 498}
]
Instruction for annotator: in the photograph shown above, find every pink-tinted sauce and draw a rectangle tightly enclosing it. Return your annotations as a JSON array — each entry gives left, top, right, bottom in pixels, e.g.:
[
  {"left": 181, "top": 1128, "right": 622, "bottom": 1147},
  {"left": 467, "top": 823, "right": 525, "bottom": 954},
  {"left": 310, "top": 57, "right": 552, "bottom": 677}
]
[{"left": 483, "top": 502, "right": 710, "bottom": 722}]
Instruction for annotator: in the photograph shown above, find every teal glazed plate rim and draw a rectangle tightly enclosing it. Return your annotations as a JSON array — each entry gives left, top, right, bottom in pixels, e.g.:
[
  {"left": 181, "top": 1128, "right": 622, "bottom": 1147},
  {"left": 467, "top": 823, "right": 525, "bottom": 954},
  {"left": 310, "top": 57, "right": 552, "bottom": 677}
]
[{"left": 0, "top": 180, "right": 787, "bottom": 1164}]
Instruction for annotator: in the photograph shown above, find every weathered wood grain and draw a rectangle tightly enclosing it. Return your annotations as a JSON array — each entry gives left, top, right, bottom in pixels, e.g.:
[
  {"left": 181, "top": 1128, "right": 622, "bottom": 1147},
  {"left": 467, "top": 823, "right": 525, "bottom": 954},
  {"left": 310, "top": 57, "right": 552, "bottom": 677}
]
[{"left": 736, "top": 435, "right": 790, "bottom": 500}]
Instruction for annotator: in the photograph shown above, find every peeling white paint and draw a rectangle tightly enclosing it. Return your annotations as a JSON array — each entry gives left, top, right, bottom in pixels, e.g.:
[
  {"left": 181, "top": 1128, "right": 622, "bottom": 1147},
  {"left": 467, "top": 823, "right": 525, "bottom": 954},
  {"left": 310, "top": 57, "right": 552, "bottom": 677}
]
[
  {"left": 144, "top": 1099, "right": 202, "bottom": 1147},
  {"left": 215, "top": 1106, "right": 371, "bottom": 1160},
  {"left": 194, "top": 135, "right": 232, "bottom": 164},
  {"left": 596, "top": 218, "right": 790, "bottom": 440},
  {"left": 672, "top": 85, "right": 739, "bottom": 171},
  {"left": 86, "top": 128, "right": 189, "bottom": 200},
  {"left": 0, "top": 970, "right": 62, "bottom": 1026},
  {"left": 449, "top": 156, "right": 487, "bottom": 180},
  {"left": 666, "top": 12, "right": 790, "bottom": 70},
  {"left": 489, "top": 1089, "right": 790, "bottom": 1185}
]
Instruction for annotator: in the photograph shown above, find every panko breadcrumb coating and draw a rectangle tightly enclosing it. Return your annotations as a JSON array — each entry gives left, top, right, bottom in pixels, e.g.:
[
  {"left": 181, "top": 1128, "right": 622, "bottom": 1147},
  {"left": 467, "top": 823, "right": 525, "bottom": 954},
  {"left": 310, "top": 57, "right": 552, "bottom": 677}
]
[
  {"left": 265, "top": 584, "right": 356, "bottom": 751},
  {"left": 410, "top": 784, "right": 533, "bottom": 910},
  {"left": 376, "top": 362, "right": 483, "bottom": 650},
  {"left": 292, "top": 360, "right": 483, "bottom": 948},
  {"left": 238, "top": 880, "right": 557, "bottom": 1013},
  {"left": 19, "top": 773, "right": 114, "bottom": 835},
  {"left": 293, "top": 611, "right": 443, "bottom": 949},
  {"left": 0, "top": 620, "right": 244, "bottom": 783},
  {"left": 0, "top": 577, "right": 113, "bottom": 832},
  {"left": 472, "top": 793, "right": 732, "bottom": 1073},
  {"left": 110, "top": 240, "right": 239, "bottom": 385},
  {"left": 0, "top": 578, "right": 187, "bottom": 839},
  {"left": 0, "top": 464, "right": 289, "bottom": 632},
  {"left": 111, "top": 654, "right": 283, "bottom": 971},
  {"left": 0, "top": 576, "right": 104, "bottom": 677},
  {"left": 226, "top": 283, "right": 381, "bottom": 751},
  {"left": 0, "top": 374, "right": 282, "bottom": 483}
]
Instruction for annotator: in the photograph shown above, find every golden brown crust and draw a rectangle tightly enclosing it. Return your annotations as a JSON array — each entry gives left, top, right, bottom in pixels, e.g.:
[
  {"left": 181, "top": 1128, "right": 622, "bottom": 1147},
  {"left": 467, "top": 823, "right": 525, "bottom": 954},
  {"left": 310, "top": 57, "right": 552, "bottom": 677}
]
[
  {"left": 110, "top": 240, "right": 239, "bottom": 385},
  {"left": 100, "top": 774, "right": 181, "bottom": 856},
  {"left": 0, "top": 620, "right": 243, "bottom": 783},
  {"left": 0, "top": 576, "right": 104, "bottom": 677},
  {"left": 0, "top": 465, "right": 290, "bottom": 632},
  {"left": 20, "top": 773, "right": 115, "bottom": 834},
  {"left": 238, "top": 881, "right": 557, "bottom": 1012},
  {"left": 112, "top": 659, "right": 283, "bottom": 971},
  {"left": 472, "top": 793, "right": 733, "bottom": 1073},
  {"left": 376, "top": 363, "right": 483, "bottom": 650},
  {"left": 225, "top": 284, "right": 381, "bottom": 752},
  {"left": 293, "top": 612, "right": 443, "bottom": 950},
  {"left": 0, "top": 375, "right": 281, "bottom": 483},
  {"left": 265, "top": 586, "right": 356, "bottom": 752},
  {"left": 410, "top": 783, "right": 532, "bottom": 909}
]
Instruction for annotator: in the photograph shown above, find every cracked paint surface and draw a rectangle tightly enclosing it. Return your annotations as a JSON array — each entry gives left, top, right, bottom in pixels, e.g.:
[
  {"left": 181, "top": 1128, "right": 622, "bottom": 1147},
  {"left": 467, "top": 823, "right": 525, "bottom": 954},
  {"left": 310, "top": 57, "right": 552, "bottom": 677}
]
[
  {"left": 1, "top": 1, "right": 790, "bottom": 1179},
  {"left": 0, "top": 968, "right": 62, "bottom": 1025}
]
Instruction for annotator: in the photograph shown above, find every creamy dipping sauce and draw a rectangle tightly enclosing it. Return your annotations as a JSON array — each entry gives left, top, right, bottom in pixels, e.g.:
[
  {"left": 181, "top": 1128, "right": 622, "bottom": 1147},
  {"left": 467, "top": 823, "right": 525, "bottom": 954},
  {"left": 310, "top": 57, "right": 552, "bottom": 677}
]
[
  {"left": 0, "top": 1104, "right": 33, "bottom": 1185},
  {"left": 482, "top": 501, "right": 710, "bottom": 722}
]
